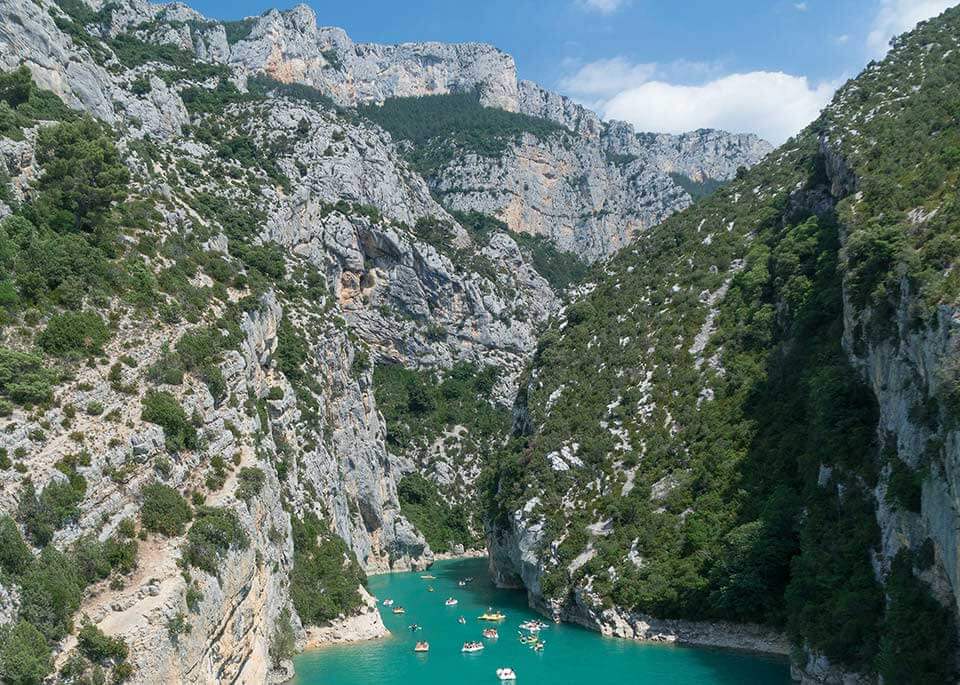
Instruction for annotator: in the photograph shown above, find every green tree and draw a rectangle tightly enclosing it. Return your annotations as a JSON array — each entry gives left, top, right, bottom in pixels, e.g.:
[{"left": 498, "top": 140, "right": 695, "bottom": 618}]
[
  {"left": 0, "top": 514, "right": 33, "bottom": 576},
  {"left": 32, "top": 116, "right": 129, "bottom": 234},
  {"left": 140, "top": 483, "right": 192, "bottom": 536},
  {"left": 0, "top": 620, "right": 51, "bottom": 685}
]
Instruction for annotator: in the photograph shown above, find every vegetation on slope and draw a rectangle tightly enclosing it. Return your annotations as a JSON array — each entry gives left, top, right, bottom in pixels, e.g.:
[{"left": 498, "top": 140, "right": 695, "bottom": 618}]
[
  {"left": 485, "top": 6, "right": 960, "bottom": 677},
  {"left": 374, "top": 362, "right": 508, "bottom": 550},
  {"left": 290, "top": 513, "right": 366, "bottom": 624},
  {"left": 358, "top": 91, "right": 567, "bottom": 176}
]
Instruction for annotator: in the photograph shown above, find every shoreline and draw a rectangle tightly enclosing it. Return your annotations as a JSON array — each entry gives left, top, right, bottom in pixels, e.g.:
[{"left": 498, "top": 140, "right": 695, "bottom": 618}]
[
  {"left": 299, "top": 553, "right": 788, "bottom": 666},
  {"left": 521, "top": 585, "right": 791, "bottom": 660},
  {"left": 366, "top": 548, "right": 487, "bottom": 577},
  {"left": 300, "top": 554, "right": 487, "bottom": 652},
  {"left": 300, "top": 587, "right": 391, "bottom": 651}
]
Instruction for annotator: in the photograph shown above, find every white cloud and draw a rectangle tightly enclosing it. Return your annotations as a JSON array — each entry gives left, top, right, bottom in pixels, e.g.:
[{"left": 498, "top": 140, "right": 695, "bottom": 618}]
[
  {"left": 577, "top": 0, "right": 628, "bottom": 14},
  {"left": 866, "top": 0, "right": 956, "bottom": 56},
  {"left": 835, "top": 34, "right": 850, "bottom": 44},
  {"left": 794, "top": 2, "right": 808, "bottom": 10},
  {"left": 558, "top": 57, "right": 657, "bottom": 97},
  {"left": 559, "top": 60, "right": 835, "bottom": 145}
]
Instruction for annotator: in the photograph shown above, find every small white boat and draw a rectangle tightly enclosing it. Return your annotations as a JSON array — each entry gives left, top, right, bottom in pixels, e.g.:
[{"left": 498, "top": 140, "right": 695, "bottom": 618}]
[
  {"left": 519, "top": 620, "right": 548, "bottom": 632},
  {"left": 382, "top": 599, "right": 394, "bottom": 606},
  {"left": 496, "top": 668, "right": 517, "bottom": 681},
  {"left": 462, "top": 641, "right": 484, "bottom": 653},
  {"left": 445, "top": 598, "right": 459, "bottom": 606},
  {"left": 458, "top": 580, "right": 466, "bottom": 587}
]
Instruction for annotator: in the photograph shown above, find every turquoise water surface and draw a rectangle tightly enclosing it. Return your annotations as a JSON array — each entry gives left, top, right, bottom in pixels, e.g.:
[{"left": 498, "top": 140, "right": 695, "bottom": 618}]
[{"left": 292, "top": 557, "right": 790, "bottom": 685}]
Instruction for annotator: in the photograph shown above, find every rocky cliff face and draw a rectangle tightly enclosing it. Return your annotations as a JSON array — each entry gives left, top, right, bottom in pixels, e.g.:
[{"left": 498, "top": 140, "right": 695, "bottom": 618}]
[
  {"left": 0, "top": 0, "right": 776, "bottom": 681},
  {"left": 76, "top": 0, "right": 769, "bottom": 261}
]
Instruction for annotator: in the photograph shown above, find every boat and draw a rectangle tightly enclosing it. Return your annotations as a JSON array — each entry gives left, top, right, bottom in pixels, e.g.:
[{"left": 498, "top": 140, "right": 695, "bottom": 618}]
[
  {"left": 414, "top": 641, "right": 429, "bottom": 653},
  {"left": 496, "top": 668, "right": 517, "bottom": 681},
  {"left": 482, "top": 628, "right": 499, "bottom": 639},
  {"left": 462, "top": 641, "right": 484, "bottom": 653},
  {"left": 427, "top": 586, "right": 435, "bottom": 593},
  {"left": 382, "top": 599, "right": 394, "bottom": 606},
  {"left": 532, "top": 641, "right": 545, "bottom": 652},
  {"left": 409, "top": 624, "right": 421, "bottom": 632},
  {"left": 458, "top": 580, "right": 466, "bottom": 587},
  {"left": 519, "top": 620, "right": 548, "bottom": 632},
  {"left": 458, "top": 616, "right": 467, "bottom": 624},
  {"left": 420, "top": 574, "right": 436, "bottom": 580},
  {"left": 445, "top": 598, "right": 458, "bottom": 606},
  {"left": 479, "top": 609, "right": 506, "bottom": 621},
  {"left": 392, "top": 606, "right": 405, "bottom": 614}
]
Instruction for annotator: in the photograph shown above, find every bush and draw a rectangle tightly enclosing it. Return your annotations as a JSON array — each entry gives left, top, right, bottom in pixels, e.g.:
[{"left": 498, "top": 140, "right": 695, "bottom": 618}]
[
  {"left": 886, "top": 458, "right": 923, "bottom": 513},
  {"left": 18, "top": 546, "right": 83, "bottom": 641},
  {"left": 0, "top": 347, "right": 55, "bottom": 404},
  {"left": 72, "top": 534, "right": 137, "bottom": 585},
  {"left": 0, "top": 514, "right": 32, "bottom": 576},
  {"left": 269, "top": 608, "right": 296, "bottom": 666},
  {"left": 141, "top": 391, "right": 198, "bottom": 452},
  {"left": 140, "top": 483, "right": 192, "bottom": 536},
  {"left": 0, "top": 620, "right": 51, "bottom": 685},
  {"left": 18, "top": 478, "right": 84, "bottom": 546},
  {"left": 77, "top": 622, "right": 128, "bottom": 663},
  {"left": 236, "top": 467, "right": 265, "bottom": 503},
  {"left": 166, "top": 613, "right": 191, "bottom": 642},
  {"left": 184, "top": 507, "right": 249, "bottom": 575},
  {"left": 37, "top": 311, "right": 109, "bottom": 358}
]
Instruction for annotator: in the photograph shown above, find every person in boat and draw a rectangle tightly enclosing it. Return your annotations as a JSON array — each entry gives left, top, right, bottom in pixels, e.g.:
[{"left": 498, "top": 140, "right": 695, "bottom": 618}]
[{"left": 409, "top": 624, "right": 421, "bottom": 631}]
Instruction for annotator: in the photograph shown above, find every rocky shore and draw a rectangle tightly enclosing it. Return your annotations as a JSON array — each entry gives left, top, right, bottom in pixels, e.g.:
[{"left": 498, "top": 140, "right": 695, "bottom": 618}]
[{"left": 302, "top": 588, "right": 390, "bottom": 649}]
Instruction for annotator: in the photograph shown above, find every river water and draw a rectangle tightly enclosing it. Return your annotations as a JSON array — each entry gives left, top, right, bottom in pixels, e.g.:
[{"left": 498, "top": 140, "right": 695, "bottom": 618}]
[{"left": 292, "top": 557, "right": 791, "bottom": 685}]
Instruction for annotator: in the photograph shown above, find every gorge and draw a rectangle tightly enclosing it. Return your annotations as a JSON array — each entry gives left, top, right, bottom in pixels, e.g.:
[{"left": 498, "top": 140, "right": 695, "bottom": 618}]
[{"left": 0, "top": 1, "right": 958, "bottom": 684}]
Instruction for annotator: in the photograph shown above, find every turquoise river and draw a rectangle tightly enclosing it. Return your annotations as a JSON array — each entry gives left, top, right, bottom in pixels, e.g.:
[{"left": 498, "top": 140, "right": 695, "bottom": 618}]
[{"left": 291, "top": 557, "right": 791, "bottom": 685}]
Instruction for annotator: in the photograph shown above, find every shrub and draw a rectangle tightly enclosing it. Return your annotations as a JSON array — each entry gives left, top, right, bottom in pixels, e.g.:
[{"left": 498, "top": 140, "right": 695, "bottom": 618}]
[
  {"left": 77, "top": 622, "right": 128, "bottom": 663},
  {"left": 166, "top": 612, "right": 191, "bottom": 642},
  {"left": 0, "top": 514, "right": 32, "bottom": 576},
  {"left": 269, "top": 608, "right": 296, "bottom": 666},
  {"left": 140, "top": 483, "right": 192, "bottom": 536},
  {"left": 236, "top": 467, "right": 265, "bottom": 503},
  {"left": 184, "top": 507, "right": 249, "bottom": 575},
  {"left": 18, "top": 546, "right": 83, "bottom": 641},
  {"left": 0, "top": 620, "right": 51, "bottom": 685},
  {"left": 141, "top": 391, "right": 198, "bottom": 452},
  {"left": 38, "top": 311, "right": 109, "bottom": 358},
  {"left": 0, "top": 347, "right": 54, "bottom": 404},
  {"left": 18, "top": 477, "right": 84, "bottom": 546},
  {"left": 185, "top": 584, "right": 203, "bottom": 613},
  {"left": 886, "top": 458, "right": 923, "bottom": 513}
]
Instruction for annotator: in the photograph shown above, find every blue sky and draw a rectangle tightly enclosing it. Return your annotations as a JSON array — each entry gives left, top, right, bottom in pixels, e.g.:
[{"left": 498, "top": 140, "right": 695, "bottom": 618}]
[{"left": 187, "top": 0, "right": 958, "bottom": 143}]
